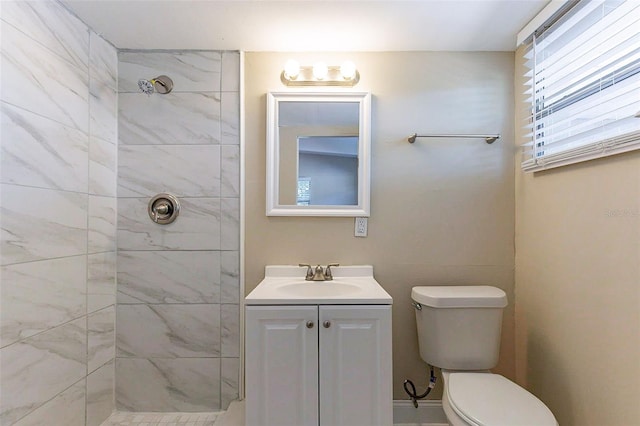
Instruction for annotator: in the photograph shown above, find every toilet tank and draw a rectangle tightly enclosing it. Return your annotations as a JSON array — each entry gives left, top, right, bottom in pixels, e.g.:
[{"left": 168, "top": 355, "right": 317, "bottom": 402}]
[{"left": 412, "top": 286, "right": 507, "bottom": 370}]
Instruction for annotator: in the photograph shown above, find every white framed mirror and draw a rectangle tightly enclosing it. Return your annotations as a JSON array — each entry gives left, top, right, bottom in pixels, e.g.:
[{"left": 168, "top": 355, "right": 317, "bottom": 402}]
[{"left": 266, "top": 91, "right": 371, "bottom": 216}]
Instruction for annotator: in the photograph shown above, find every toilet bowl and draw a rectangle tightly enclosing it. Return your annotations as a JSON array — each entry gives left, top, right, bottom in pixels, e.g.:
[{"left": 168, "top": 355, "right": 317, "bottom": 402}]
[
  {"left": 441, "top": 371, "right": 557, "bottom": 426},
  {"left": 411, "top": 286, "right": 558, "bottom": 426}
]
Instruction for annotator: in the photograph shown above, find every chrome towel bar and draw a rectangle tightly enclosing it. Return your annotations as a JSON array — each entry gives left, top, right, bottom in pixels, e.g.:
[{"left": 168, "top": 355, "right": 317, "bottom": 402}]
[{"left": 408, "top": 133, "right": 500, "bottom": 144}]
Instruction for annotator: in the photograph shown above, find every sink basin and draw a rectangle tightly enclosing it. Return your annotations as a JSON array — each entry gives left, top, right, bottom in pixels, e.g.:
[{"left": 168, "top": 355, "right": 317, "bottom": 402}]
[
  {"left": 245, "top": 265, "right": 393, "bottom": 305},
  {"left": 277, "top": 282, "right": 361, "bottom": 297}
]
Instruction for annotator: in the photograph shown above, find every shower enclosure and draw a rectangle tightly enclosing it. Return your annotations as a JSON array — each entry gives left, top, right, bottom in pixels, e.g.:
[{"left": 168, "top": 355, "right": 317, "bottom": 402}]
[
  {"left": 0, "top": 2, "right": 241, "bottom": 424},
  {"left": 116, "top": 49, "right": 241, "bottom": 412}
]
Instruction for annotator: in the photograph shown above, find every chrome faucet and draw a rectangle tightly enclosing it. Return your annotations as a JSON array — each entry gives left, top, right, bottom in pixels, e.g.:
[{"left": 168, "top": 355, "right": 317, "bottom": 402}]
[{"left": 299, "top": 263, "right": 340, "bottom": 281}]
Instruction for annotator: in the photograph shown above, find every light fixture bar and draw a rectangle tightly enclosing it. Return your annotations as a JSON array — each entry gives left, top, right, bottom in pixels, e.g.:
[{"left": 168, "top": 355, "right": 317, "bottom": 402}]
[{"left": 281, "top": 65, "right": 360, "bottom": 87}]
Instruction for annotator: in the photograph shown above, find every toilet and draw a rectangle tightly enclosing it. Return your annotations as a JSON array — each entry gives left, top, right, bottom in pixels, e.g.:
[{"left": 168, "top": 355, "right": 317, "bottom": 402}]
[{"left": 411, "top": 286, "right": 558, "bottom": 426}]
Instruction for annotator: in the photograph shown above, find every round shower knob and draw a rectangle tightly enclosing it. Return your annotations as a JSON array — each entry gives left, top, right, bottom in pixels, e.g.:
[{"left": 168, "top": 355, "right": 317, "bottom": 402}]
[{"left": 148, "top": 193, "right": 180, "bottom": 225}]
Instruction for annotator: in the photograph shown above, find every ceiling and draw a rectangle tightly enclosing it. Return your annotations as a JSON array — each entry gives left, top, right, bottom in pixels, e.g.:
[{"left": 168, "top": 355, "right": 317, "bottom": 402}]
[{"left": 62, "top": 0, "right": 548, "bottom": 51}]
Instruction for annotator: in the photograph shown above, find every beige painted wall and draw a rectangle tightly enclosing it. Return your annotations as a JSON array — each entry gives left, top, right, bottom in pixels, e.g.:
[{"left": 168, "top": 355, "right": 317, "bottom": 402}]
[
  {"left": 245, "top": 51, "right": 516, "bottom": 399},
  {"left": 514, "top": 46, "right": 640, "bottom": 424}
]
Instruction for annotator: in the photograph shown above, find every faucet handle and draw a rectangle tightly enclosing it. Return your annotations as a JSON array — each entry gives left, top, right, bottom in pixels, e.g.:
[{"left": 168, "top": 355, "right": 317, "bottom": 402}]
[
  {"left": 324, "top": 263, "right": 340, "bottom": 280},
  {"left": 298, "top": 264, "right": 314, "bottom": 281}
]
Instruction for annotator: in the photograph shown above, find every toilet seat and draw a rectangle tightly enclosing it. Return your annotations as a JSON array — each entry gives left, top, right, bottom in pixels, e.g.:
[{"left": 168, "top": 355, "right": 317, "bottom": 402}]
[{"left": 446, "top": 373, "right": 557, "bottom": 426}]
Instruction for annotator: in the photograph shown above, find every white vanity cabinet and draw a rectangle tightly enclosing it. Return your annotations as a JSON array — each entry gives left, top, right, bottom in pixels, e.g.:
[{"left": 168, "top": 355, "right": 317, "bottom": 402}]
[{"left": 245, "top": 304, "right": 392, "bottom": 426}]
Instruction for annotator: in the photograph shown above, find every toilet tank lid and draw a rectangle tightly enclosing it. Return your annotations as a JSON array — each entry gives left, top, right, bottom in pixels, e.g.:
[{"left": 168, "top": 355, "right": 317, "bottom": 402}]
[{"left": 411, "top": 286, "right": 507, "bottom": 308}]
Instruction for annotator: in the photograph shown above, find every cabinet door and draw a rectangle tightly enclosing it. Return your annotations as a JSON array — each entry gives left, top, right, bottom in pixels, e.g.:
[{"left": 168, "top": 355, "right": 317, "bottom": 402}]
[
  {"left": 245, "top": 305, "right": 319, "bottom": 426},
  {"left": 319, "top": 305, "right": 392, "bottom": 426}
]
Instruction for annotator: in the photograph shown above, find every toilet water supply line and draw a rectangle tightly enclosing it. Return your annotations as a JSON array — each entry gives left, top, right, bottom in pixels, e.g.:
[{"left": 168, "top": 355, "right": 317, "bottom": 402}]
[{"left": 403, "top": 365, "right": 437, "bottom": 408}]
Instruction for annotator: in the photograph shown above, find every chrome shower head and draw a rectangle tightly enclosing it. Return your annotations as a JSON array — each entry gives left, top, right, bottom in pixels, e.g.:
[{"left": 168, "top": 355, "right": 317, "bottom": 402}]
[
  {"left": 138, "top": 75, "right": 174, "bottom": 95},
  {"left": 138, "top": 79, "right": 155, "bottom": 95},
  {"left": 407, "top": 133, "right": 418, "bottom": 143}
]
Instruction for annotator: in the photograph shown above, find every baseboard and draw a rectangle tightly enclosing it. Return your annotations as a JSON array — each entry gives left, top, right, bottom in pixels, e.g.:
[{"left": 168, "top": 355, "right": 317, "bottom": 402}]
[{"left": 393, "top": 399, "right": 448, "bottom": 426}]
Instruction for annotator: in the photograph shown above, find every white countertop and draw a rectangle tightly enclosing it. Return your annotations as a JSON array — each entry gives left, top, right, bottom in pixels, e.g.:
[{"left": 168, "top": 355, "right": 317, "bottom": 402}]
[{"left": 245, "top": 265, "right": 393, "bottom": 305}]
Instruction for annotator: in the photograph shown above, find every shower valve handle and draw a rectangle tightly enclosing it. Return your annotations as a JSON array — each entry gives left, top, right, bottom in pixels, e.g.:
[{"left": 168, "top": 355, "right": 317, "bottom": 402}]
[{"left": 148, "top": 193, "right": 180, "bottom": 225}]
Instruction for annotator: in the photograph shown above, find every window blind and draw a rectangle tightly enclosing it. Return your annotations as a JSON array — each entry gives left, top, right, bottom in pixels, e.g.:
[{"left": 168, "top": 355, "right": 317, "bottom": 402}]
[{"left": 521, "top": 0, "right": 640, "bottom": 171}]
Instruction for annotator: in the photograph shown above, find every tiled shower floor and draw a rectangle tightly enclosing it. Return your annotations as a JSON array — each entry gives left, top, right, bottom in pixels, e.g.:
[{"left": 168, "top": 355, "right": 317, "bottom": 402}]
[
  {"left": 100, "top": 411, "right": 223, "bottom": 426},
  {"left": 101, "top": 400, "right": 244, "bottom": 426}
]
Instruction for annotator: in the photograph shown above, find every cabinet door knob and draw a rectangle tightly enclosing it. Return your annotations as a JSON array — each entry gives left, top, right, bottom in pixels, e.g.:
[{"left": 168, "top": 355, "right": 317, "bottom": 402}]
[
  {"left": 306, "top": 321, "right": 314, "bottom": 328},
  {"left": 323, "top": 320, "right": 331, "bottom": 328}
]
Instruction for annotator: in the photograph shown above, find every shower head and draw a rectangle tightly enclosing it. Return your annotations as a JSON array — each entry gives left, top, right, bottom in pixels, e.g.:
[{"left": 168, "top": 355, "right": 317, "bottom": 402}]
[
  {"left": 407, "top": 133, "right": 418, "bottom": 143},
  {"left": 138, "top": 79, "right": 155, "bottom": 95},
  {"left": 138, "top": 75, "right": 174, "bottom": 95}
]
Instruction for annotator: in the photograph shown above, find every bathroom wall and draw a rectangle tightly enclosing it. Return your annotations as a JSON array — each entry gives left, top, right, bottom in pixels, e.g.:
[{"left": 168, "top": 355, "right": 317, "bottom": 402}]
[
  {"left": 244, "top": 51, "right": 516, "bottom": 399},
  {"left": 514, "top": 46, "right": 640, "bottom": 424},
  {"left": 115, "top": 51, "right": 240, "bottom": 411},
  {"left": 0, "top": 1, "right": 117, "bottom": 425}
]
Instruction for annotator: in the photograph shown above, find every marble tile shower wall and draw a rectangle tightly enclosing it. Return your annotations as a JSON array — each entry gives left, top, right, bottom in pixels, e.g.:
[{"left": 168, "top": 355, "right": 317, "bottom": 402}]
[
  {"left": 116, "top": 51, "right": 240, "bottom": 412},
  {"left": 0, "top": 1, "right": 117, "bottom": 426}
]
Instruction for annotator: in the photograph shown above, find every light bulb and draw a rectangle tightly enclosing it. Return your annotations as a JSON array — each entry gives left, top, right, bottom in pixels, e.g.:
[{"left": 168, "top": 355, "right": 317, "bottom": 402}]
[
  {"left": 340, "top": 61, "right": 357, "bottom": 80},
  {"left": 284, "top": 59, "right": 300, "bottom": 80},
  {"left": 312, "top": 62, "right": 328, "bottom": 80}
]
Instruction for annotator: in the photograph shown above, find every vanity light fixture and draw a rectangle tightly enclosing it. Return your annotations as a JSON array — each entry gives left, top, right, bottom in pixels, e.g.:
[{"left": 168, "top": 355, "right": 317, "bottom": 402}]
[
  {"left": 281, "top": 60, "right": 360, "bottom": 87},
  {"left": 283, "top": 59, "right": 300, "bottom": 80},
  {"left": 312, "top": 62, "right": 328, "bottom": 80}
]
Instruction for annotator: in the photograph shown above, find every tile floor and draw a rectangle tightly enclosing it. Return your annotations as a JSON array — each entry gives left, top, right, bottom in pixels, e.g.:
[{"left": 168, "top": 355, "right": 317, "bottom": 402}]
[
  {"left": 100, "top": 411, "right": 222, "bottom": 426},
  {"left": 100, "top": 400, "right": 244, "bottom": 426},
  {"left": 100, "top": 400, "right": 446, "bottom": 426}
]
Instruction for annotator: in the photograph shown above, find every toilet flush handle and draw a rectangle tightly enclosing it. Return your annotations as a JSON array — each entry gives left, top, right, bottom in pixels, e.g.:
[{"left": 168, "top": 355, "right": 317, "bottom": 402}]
[{"left": 411, "top": 301, "right": 422, "bottom": 310}]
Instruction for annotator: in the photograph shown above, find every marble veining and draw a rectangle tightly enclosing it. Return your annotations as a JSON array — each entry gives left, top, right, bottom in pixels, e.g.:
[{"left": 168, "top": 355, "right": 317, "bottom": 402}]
[
  {"left": 1, "top": 23, "right": 89, "bottom": 132},
  {"left": 0, "top": 102, "right": 89, "bottom": 193},
  {"left": 118, "top": 51, "right": 221, "bottom": 93},
  {"left": 118, "top": 144, "right": 221, "bottom": 197},
  {"left": 221, "top": 358, "right": 239, "bottom": 409},
  {"left": 0, "top": 2, "right": 119, "bottom": 424},
  {"left": 118, "top": 92, "right": 221, "bottom": 145},
  {"left": 88, "top": 252, "right": 116, "bottom": 313},
  {"left": 88, "top": 307, "right": 115, "bottom": 373},
  {"left": 89, "top": 32, "right": 117, "bottom": 90},
  {"left": 1, "top": 255, "right": 86, "bottom": 348},
  {"left": 221, "top": 145, "right": 240, "bottom": 197},
  {"left": 0, "top": 318, "right": 87, "bottom": 424},
  {"left": 90, "top": 81, "right": 118, "bottom": 144},
  {"left": 1, "top": 184, "right": 88, "bottom": 265},
  {"left": 221, "top": 52, "right": 240, "bottom": 93},
  {"left": 117, "top": 304, "right": 220, "bottom": 358},
  {"left": 117, "top": 197, "right": 221, "bottom": 251},
  {"left": 116, "top": 357, "right": 221, "bottom": 412},
  {"left": 221, "top": 198, "right": 240, "bottom": 251},
  {"left": 220, "top": 251, "right": 240, "bottom": 304},
  {"left": 220, "top": 305, "right": 239, "bottom": 358},
  {"left": 1, "top": 0, "right": 89, "bottom": 70},
  {"left": 12, "top": 380, "right": 86, "bottom": 426},
  {"left": 117, "top": 251, "right": 220, "bottom": 304},
  {"left": 114, "top": 49, "right": 239, "bottom": 414},
  {"left": 88, "top": 195, "right": 117, "bottom": 254},
  {"left": 87, "top": 361, "right": 115, "bottom": 426},
  {"left": 220, "top": 92, "right": 239, "bottom": 145},
  {"left": 89, "top": 136, "right": 117, "bottom": 197}
]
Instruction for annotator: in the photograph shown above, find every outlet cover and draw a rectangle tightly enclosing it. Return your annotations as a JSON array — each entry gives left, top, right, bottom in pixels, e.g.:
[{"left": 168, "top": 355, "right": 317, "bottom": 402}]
[{"left": 355, "top": 217, "right": 368, "bottom": 237}]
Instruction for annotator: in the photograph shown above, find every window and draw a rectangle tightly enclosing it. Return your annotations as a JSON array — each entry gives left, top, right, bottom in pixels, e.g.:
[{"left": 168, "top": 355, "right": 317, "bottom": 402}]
[
  {"left": 521, "top": 0, "right": 640, "bottom": 171},
  {"left": 297, "top": 177, "right": 311, "bottom": 206}
]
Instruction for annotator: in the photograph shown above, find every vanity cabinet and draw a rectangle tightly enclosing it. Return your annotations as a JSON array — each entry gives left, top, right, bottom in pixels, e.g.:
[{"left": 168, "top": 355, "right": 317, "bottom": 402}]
[{"left": 245, "top": 304, "right": 392, "bottom": 426}]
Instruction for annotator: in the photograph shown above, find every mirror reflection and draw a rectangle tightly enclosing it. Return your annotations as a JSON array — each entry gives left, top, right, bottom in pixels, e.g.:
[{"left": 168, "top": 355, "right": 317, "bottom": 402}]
[
  {"left": 296, "top": 136, "right": 358, "bottom": 206},
  {"left": 277, "top": 101, "right": 360, "bottom": 206}
]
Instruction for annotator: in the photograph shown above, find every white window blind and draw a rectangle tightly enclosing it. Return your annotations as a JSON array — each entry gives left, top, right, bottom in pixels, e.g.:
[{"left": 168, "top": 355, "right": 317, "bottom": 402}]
[{"left": 521, "top": 0, "right": 640, "bottom": 171}]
